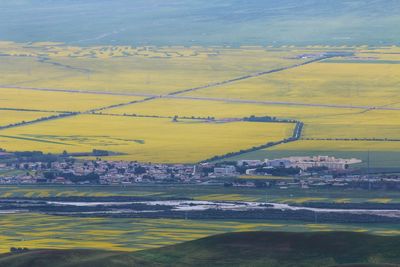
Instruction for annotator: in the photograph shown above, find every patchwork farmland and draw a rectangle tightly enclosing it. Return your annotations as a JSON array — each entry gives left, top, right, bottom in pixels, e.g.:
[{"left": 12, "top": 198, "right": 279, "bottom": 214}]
[{"left": 0, "top": 42, "right": 400, "bottom": 166}]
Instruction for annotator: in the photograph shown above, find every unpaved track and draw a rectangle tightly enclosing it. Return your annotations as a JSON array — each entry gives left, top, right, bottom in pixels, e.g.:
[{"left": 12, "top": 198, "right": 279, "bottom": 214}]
[
  {"left": 166, "top": 56, "right": 329, "bottom": 96},
  {"left": 2, "top": 54, "right": 399, "bottom": 112},
  {"left": 166, "top": 95, "right": 400, "bottom": 111},
  {"left": 2, "top": 85, "right": 400, "bottom": 112},
  {"left": 3, "top": 85, "right": 400, "bottom": 112},
  {"left": 0, "top": 56, "right": 331, "bottom": 106}
]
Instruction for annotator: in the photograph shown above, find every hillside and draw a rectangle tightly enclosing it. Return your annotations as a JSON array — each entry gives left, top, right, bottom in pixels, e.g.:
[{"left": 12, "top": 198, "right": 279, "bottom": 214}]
[{"left": 1, "top": 231, "right": 400, "bottom": 267}]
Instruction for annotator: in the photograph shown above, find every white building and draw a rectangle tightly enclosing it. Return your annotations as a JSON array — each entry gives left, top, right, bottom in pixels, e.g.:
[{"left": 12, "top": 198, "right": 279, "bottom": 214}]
[
  {"left": 266, "top": 156, "right": 361, "bottom": 171},
  {"left": 237, "top": 160, "right": 262, "bottom": 167}
]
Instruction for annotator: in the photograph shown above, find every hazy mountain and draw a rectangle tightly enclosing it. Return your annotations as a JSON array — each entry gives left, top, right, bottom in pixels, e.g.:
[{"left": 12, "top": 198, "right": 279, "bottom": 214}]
[{"left": 0, "top": 0, "right": 399, "bottom": 46}]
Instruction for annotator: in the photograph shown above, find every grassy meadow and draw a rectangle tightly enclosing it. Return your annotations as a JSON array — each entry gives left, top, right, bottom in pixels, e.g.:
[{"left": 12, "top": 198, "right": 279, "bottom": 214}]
[{"left": 2, "top": 231, "right": 400, "bottom": 267}]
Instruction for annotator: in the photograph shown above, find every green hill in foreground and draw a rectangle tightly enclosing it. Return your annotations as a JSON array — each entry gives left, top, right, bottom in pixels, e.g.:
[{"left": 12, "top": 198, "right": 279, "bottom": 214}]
[{"left": 1, "top": 232, "right": 400, "bottom": 267}]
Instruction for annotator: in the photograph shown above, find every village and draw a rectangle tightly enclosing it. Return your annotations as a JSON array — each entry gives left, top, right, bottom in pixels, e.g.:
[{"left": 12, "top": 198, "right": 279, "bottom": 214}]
[{"left": 1, "top": 153, "right": 399, "bottom": 190}]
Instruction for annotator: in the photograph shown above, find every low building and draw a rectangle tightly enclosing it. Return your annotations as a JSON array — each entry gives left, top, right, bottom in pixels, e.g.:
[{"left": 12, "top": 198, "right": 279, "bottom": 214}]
[
  {"left": 266, "top": 156, "right": 362, "bottom": 171},
  {"left": 213, "top": 166, "right": 236, "bottom": 176},
  {"left": 237, "top": 160, "right": 262, "bottom": 167},
  {"left": 266, "top": 159, "right": 292, "bottom": 168}
]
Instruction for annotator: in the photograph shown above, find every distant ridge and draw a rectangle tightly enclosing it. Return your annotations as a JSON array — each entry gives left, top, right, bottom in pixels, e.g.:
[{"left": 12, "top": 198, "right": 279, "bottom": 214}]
[{"left": 1, "top": 231, "right": 400, "bottom": 267}]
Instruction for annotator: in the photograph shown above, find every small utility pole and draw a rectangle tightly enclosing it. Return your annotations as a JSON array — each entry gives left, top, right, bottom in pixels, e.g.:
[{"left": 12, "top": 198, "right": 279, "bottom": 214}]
[{"left": 367, "top": 150, "right": 371, "bottom": 191}]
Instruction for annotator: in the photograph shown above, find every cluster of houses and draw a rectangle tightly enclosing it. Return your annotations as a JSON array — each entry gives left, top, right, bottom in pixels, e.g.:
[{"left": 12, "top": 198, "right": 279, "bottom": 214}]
[
  {"left": 0, "top": 155, "right": 362, "bottom": 185},
  {"left": 240, "top": 156, "right": 361, "bottom": 173},
  {"left": 0, "top": 160, "right": 200, "bottom": 185},
  {"left": 210, "top": 156, "right": 362, "bottom": 178}
]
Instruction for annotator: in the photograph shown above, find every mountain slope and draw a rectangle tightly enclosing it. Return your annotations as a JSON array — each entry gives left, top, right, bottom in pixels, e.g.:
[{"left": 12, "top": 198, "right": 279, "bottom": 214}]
[{"left": 1, "top": 231, "right": 400, "bottom": 267}]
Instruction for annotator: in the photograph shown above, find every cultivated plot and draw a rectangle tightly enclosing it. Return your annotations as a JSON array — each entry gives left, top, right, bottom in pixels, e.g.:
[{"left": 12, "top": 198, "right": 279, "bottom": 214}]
[
  {"left": 0, "top": 43, "right": 399, "bottom": 166},
  {"left": 0, "top": 114, "right": 294, "bottom": 163},
  {"left": 0, "top": 110, "right": 56, "bottom": 127},
  {"left": 184, "top": 61, "right": 400, "bottom": 107},
  {"left": 105, "top": 98, "right": 356, "bottom": 119},
  {"left": 301, "top": 110, "right": 400, "bottom": 140},
  {"left": 0, "top": 42, "right": 305, "bottom": 95},
  {"left": 0, "top": 88, "right": 144, "bottom": 112},
  {"left": 107, "top": 99, "right": 400, "bottom": 149}
]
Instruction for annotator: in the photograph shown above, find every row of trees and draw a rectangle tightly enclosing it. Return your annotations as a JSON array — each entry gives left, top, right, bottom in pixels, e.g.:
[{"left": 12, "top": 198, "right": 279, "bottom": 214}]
[
  {"left": 201, "top": 121, "right": 304, "bottom": 163},
  {"left": 0, "top": 112, "right": 77, "bottom": 130}
]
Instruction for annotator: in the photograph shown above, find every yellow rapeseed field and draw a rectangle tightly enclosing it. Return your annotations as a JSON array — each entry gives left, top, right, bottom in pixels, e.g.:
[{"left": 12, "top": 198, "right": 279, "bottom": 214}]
[
  {"left": 0, "top": 114, "right": 294, "bottom": 163},
  {"left": 0, "top": 110, "right": 55, "bottom": 126},
  {"left": 106, "top": 98, "right": 356, "bottom": 119},
  {"left": 0, "top": 88, "right": 142, "bottom": 112},
  {"left": 108, "top": 99, "right": 400, "bottom": 141},
  {"left": 1, "top": 42, "right": 399, "bottom": 163},
  {"left": 184, "top": 62, "right": 400, "bottom": 107},
  {"left": 0, "top": 42, "right": 304, "bottom": 95}
]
